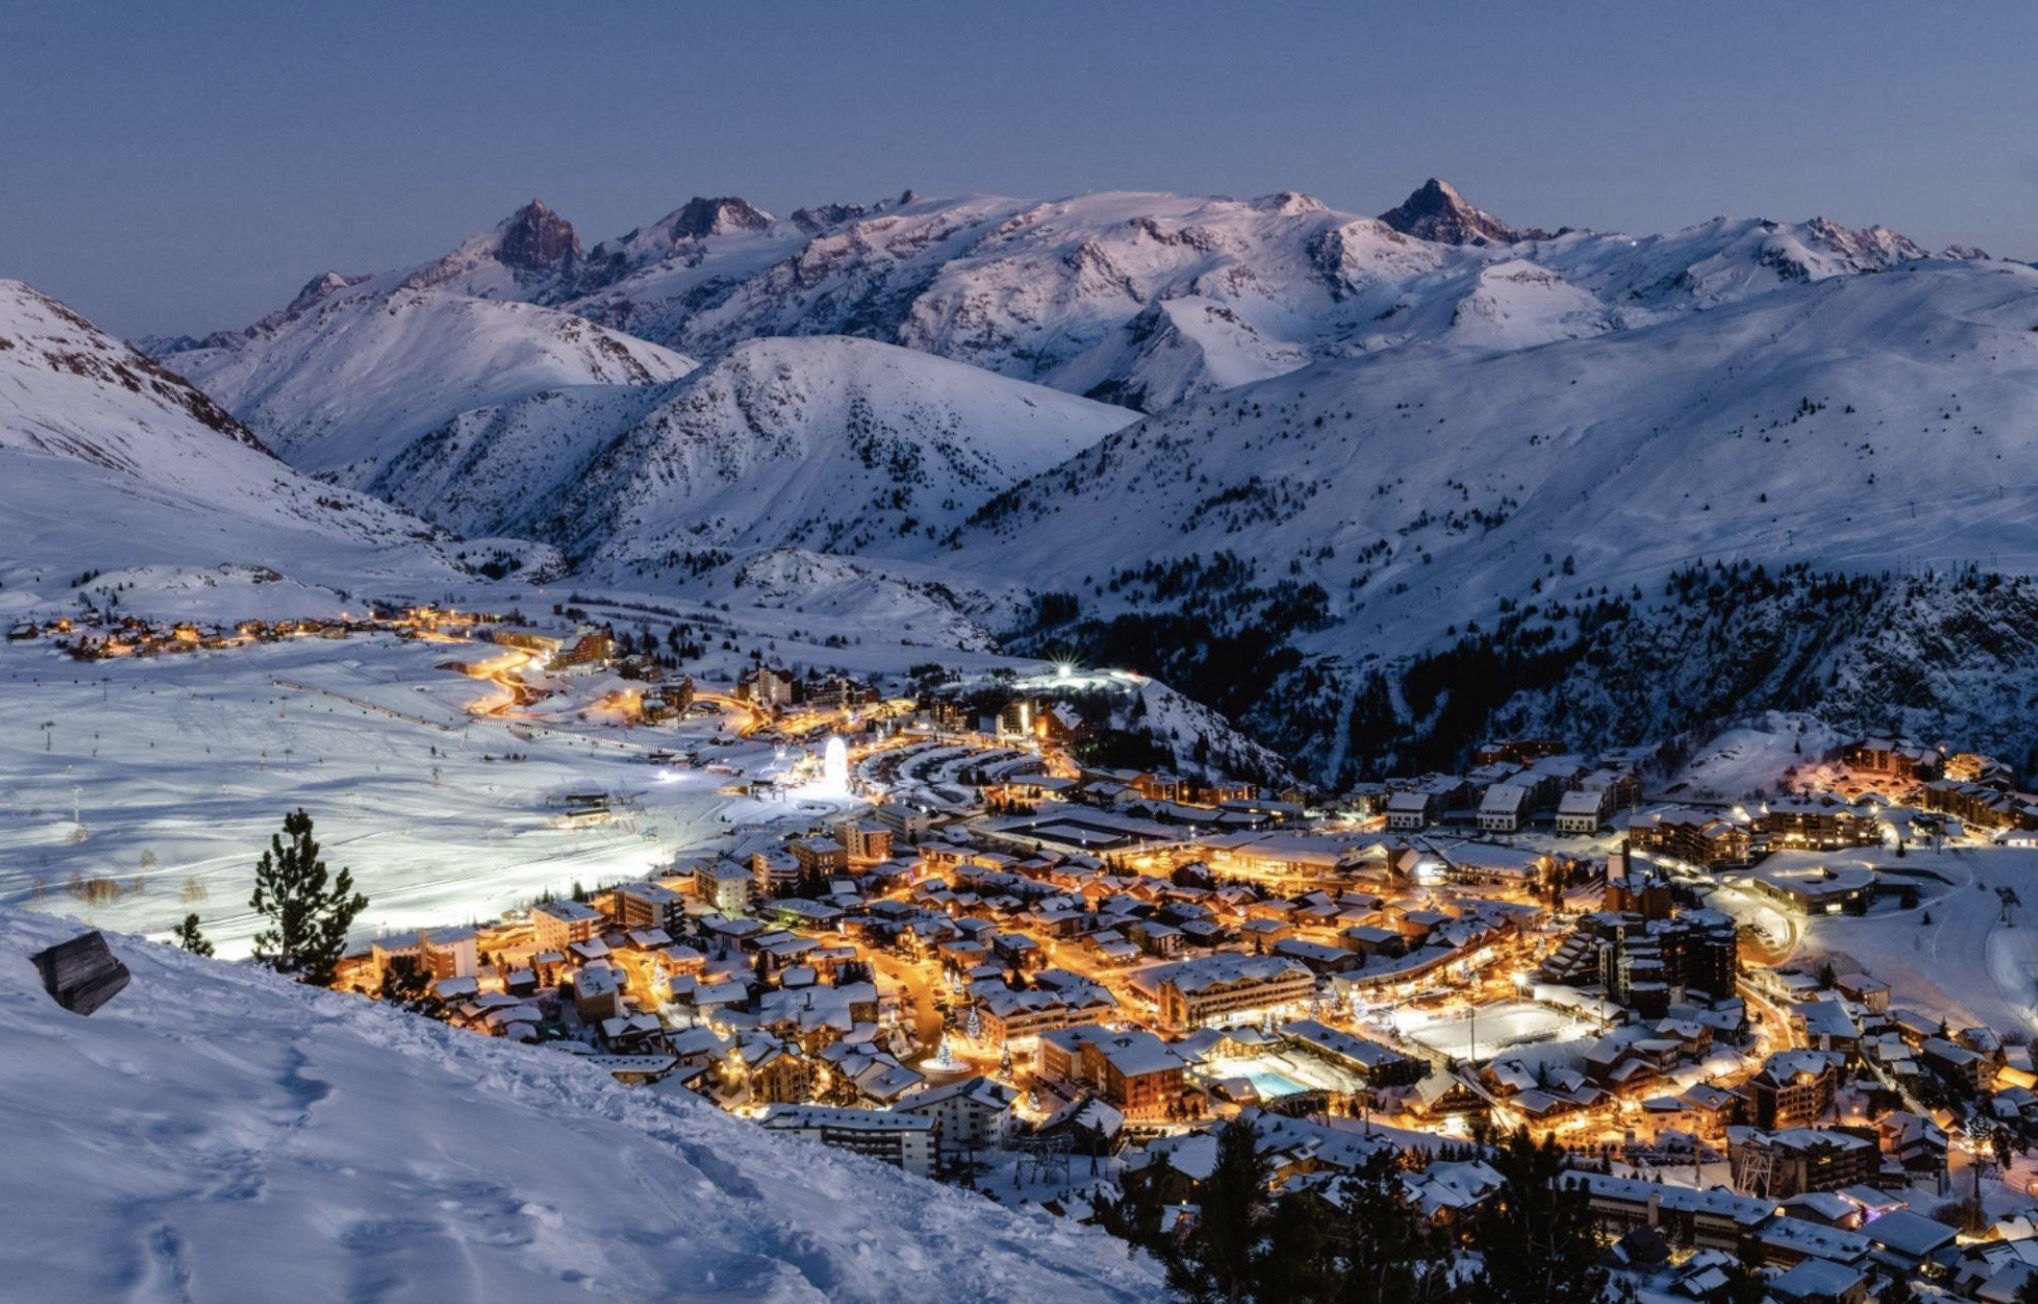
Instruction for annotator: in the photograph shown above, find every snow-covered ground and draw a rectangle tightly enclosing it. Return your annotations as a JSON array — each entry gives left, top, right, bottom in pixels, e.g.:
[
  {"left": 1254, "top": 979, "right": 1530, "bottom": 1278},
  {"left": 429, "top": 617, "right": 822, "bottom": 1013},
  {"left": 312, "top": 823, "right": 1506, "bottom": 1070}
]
[
  {"left": 1662, "top": 713, "right": 1843, "bottom": 804},
  {"left": 0, "top": 636, "right": 768, "bottom": 953},
  {"left": 0, "top": 908, "right": 1163, "bottom": 1303},
  {"left": 1713, "top": 844, "right": 2038, "bottom": 1034}
]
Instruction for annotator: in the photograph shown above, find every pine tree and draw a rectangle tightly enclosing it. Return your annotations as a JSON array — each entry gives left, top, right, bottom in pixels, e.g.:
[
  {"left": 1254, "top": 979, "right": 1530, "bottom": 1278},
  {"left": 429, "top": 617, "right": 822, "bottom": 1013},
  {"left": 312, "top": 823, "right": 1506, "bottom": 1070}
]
[
  {"left": 1162, "top": 1119, "right": 1272, "bottom": 1304},
  {"left": 1330, "top": 1149, "right": 1460, "bottom": 1304},
  {"left": 249, "top": 808, "right": 366, "bottom": 987},
  {"left": 1476, "top": 1129, "right": 1608, "bottom": 1304},
  {"left": 173, "top": 912, "right": 214, "bottom": 957},
  {"left": 377, "top": 955, "right": 445, "bottom": 1019},
  {"left": 1722, "top": 1234, "right": 1770, "bottom": 1304},
  {"left": 1093, "top": 1158, "right": 1168, "bottom": 1253},
  {"left": 1253, "top": 1193, "right": 1333, "bottom": 1304}
]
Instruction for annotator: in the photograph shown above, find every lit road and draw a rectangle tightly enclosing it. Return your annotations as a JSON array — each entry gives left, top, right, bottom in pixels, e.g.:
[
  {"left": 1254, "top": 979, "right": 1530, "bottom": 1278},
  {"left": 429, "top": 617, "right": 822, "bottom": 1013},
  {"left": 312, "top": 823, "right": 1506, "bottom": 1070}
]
[{"left": 866, "top": 951, "right": 949, "bottom": 1051}]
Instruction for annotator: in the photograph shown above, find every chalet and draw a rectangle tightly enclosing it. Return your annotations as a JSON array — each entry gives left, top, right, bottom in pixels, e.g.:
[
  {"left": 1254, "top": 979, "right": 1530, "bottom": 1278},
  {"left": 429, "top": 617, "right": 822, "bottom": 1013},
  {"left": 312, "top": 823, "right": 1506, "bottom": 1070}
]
[
  {"left": 1144, "top": 954, "right": 1315, "bottom": 1032},
  {"left": 1744, "top": 1051, "right": 1841, "bottom": 1129},
  {"left": 1630, "top": 808, "right": 1752, "bottom": 869},
  {"left": 1410, "top": 1071, "right": 1485, "bottom": 1119},
  {"left": 1922, "top": 1037, "right": 1988, "bottom": 1091},
  {"left": 552, "top": 629, "right": 614, "bottom": 674},
  {"left": 1765, "top": 1259, "right": 1867, "bottom": 1304},
  {"left": 1574, "top": 1172, "right": 1771, "bottom": 1251},
  {"left": 804, "top": 675, "right": 877, "bottom": 711},
  {"left": 1921, "top": 779, "right": 2038, "bottom": 833},
  {"left": 1036, "top": 1025, "right": 1187, "bottom": 1119},
  {"left": 1037, "top": 702, "right": 1091, "bottom": 744},
  {"left": 737, "top": 665, "right": 796, "bottom": 709}
]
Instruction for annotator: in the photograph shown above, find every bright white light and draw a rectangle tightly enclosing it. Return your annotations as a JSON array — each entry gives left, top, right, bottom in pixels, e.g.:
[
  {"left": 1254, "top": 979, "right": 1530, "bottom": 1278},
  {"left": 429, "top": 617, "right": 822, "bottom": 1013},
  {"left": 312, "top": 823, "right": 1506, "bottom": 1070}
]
[{"left": 805, "top": 735, "right": 850, "bottom": 799}]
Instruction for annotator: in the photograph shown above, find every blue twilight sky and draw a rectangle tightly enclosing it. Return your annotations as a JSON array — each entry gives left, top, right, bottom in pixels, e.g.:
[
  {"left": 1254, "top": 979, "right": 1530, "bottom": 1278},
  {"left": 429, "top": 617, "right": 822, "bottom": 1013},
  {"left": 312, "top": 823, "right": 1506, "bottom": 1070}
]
[{"left": 4, "top": 0, "right": 2035, "bottom": 338}]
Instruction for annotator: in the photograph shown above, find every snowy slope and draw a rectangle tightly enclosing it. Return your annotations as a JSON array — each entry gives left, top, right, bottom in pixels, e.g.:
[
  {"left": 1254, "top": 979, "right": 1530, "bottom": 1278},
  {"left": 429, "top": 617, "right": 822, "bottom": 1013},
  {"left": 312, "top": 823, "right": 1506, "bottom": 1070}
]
[
  {"left": 962, "top": 257, "right": 2038, "bottom": 636},
  {"left": 947, "top": 256, "right": 2038, "bottom": 774},
  {"left": 0, "top": 909, "right": 1161, "bottom": 1303},
  {"left": 370, "top": 335, "right": 1134, "bottom": 568},
  {"left": 0, "top": 280, "right": 461, "bottom": 600},
  {"left": 160, "top": 282, "right": 694, "bottom": 487}
]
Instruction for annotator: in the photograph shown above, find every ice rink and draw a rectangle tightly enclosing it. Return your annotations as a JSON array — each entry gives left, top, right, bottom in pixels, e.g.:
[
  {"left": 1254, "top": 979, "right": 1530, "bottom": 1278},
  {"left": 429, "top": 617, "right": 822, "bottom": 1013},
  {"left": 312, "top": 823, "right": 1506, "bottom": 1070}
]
[{"left": 1395, "top": 1000, "right": 1586, "bottom": 1061}]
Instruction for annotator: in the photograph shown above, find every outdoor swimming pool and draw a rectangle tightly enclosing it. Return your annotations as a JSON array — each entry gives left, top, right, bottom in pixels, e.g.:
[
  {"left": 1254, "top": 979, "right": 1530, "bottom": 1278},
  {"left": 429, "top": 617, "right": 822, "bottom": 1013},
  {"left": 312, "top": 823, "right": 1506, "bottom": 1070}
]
[{"left": 1243, "top": 1067, "right": 1309, "bottom": 1098}]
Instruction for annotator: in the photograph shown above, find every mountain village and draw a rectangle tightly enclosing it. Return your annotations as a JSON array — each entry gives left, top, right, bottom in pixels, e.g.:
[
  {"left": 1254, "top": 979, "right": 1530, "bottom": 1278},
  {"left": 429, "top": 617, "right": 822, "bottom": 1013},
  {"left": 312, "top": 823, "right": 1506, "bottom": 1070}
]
[
  {"left": 22, "top": 595, "right": 2036, "bottom": 1303},
  {"left": 11, "top": 140, "right": 2038, "bottom": 1303}
]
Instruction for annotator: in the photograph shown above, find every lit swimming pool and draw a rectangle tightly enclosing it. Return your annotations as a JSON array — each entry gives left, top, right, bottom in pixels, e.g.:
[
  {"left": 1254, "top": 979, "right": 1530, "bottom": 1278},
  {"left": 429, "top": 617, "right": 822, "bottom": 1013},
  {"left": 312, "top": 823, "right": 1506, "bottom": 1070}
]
[{"left": 1243, "top": 1067, "right": 1309, "bottom": 1098}]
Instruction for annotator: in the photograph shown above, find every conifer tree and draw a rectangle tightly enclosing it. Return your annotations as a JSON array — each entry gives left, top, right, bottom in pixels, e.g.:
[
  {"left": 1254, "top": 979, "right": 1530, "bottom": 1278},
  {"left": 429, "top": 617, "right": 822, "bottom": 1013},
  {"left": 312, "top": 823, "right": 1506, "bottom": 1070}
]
[
  {"left": 377, "top": 955, "right": 446, "bottom": 1019},
  {"left": 1163, "top": 1119, "right": 1272, "bottom": 1304},
  {"left": 249, "top": 809, "right": 366, "bottom": 987},
  {"left": 173, "top": 912, "right": 214, "bottom": 957},
  {"left": 1476, "top": 1129, "right": 1608, "bottom": 1304},
  {"left": 1331, "top": 1148, "right": 1460, "bottom": 1304}
]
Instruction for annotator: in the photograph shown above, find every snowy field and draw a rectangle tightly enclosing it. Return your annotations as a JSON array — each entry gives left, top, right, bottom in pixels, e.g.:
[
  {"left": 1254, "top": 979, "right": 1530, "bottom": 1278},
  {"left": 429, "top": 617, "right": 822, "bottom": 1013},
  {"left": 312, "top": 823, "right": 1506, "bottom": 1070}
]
[
  {"left": 0, "top": 635, "right": 818, "bottom": 954},
  {"left": 1662, "top": 712, "right": 1843, "bottom": 804},
  {"left": 0, "top": 909, "right": 1162, "bottom": 1303},
  {"left": 1714, "top": 844, "right": 2038, "bottom": 1034},
  {"left": 1393, "top": 1000, "right": 1592, "bottom": 1062}
]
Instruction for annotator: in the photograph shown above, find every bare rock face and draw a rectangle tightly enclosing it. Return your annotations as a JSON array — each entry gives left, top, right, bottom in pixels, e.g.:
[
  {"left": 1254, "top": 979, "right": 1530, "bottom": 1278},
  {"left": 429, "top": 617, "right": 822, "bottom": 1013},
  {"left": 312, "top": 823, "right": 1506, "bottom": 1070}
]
[
  {"left": 497, "top": 199, "right": 581, "bottom": 275},
  {"left": 790, "top": 202, "right": 869, "bottom": 235},
  {"left": 1378, "top": 177, "right": 1547, "bottom": 246},
  {"left": 667, "top": 196, "right": 773, "bottom": 240},
  {"left": 30, "top": 931, "right": 130, "bottom": 1016}
]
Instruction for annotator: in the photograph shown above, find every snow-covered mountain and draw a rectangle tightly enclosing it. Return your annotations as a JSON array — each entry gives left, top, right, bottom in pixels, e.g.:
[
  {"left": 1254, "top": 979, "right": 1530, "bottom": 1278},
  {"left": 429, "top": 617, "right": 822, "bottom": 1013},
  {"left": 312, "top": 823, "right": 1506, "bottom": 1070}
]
[
  {"left": 118, "top": 182, "right": 2036, "bottom": 779},
  {"left": 0, "top": 909, "right": 1161, "bottom": 1303},
  {"left": 949, "top": 255, "right": 2038, "bottom": 777},
  {"left": 1376, "top": 176, "right": 1551, "bottom": 245},
  {"left": 164, "top": 182, "right": 1965, "bottom": 430},
  {"left": 0, "top": 280, "right": 461, "bottom": 604},
  {"left": 368, "top": 334, "right": 1134, "bottom": 569},
  {"left": 151, "top": 222, "right": 695, "bottom": 487},
  {"left": 577, "top": 183, "right": 1967, "bottom": 408}
]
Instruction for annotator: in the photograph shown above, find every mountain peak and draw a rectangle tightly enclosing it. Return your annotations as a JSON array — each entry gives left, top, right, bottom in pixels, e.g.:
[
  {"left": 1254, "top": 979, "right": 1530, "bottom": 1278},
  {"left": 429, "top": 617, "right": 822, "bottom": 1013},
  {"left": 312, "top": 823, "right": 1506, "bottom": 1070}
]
[
  {"left": 494, "top": 199, "right": 580, "bottom": 275},
  {"left": 790, "top": 201, "right": 870, "bottom": 235},
  {"left": 667, "top": 196, "right": 774, "bottom": 240},
  {"left": 1379, "top": 177, "right": 1544, "bottom": 245}
]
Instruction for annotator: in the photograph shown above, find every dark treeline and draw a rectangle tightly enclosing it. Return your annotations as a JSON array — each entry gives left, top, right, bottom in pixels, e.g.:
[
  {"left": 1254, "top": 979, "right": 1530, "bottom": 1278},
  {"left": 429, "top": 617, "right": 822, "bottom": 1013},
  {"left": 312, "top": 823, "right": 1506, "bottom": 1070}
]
[{"left": 1098, "top": 1122, "right": 1628, "bottom": 1304}]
